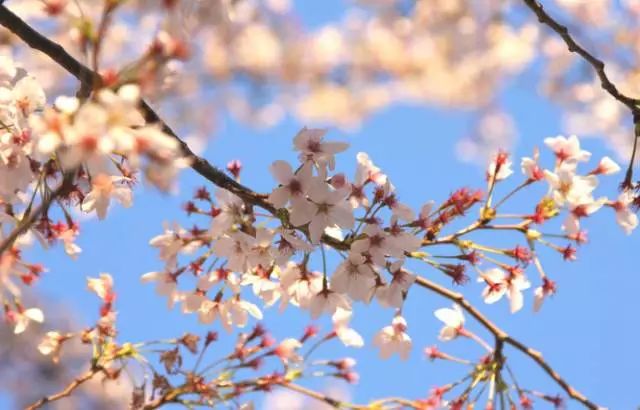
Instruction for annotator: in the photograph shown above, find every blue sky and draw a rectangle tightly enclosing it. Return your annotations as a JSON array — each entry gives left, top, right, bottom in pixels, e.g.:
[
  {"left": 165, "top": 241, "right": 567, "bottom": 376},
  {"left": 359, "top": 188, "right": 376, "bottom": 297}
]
[{"left": 5, "top": 1, "right": 639, "bottom": 409}]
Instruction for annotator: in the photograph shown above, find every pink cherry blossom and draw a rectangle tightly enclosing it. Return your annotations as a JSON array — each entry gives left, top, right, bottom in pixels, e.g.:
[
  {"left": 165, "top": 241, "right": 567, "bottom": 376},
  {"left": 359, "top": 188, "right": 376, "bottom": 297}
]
[
  {"left": 290, "top": 179, "right": 354, "bottom": 244},
  {"left": 308, "top": 289, "right": 351, "bottom": 319},
  {"left": 268, "top": 160, "right": 312, "bottom": 208},
  {"left": 376, "top": 261, "right": 415, "bottom": 308},
  {"left": 279, "top": 263, "right": 323, "bottom": 309},
  {"left": 212, "top": 231, "right": 255, "bottom": 272},
  {"left": 330, "top": 252, "right": 377, "bottom": 302},
  {"left": 293, "top": 127, "right": 349, "bottom": 170}
]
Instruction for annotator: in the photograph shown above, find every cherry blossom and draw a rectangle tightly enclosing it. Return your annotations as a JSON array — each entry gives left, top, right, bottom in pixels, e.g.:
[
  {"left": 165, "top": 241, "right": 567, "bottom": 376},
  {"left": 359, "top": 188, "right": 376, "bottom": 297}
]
[
  {"left": 372, "top": 315, "right": 412, "bottom": 360},
  {"left": 37, "top": 331, "right": 68, "bottom": 362},
  {"left": 278, "top": 263, "right": 323, "bottom": 309},
  {"left": 81, "top": 174, "right": 133, "bottom": 220},
  {"left": 479, "top": 267, "right": 531, "bottom": 313},
  {"left": 289, "top": 179, "right": 354, "bottom": 244},
  {"left": 308, "top": 289, "right": 351, "bottom": 319},
  {"left": 140, "top": 271, "right": 180, "bottom": 308},
  {"left": 149, "top": 223, "right": 199, "bottom": 268},
  {"left": 563, "top": 197, "right": 606, "bottom": 234},
  {"left": 7, "top": 306, "right": 43, "bottom": 334},
  {"left": 224, "top": 297, "right": 263, "bottom": 331},
  {"left": 521, "top": 155, "right": 545, "bottom": 181},
  {"left": 434, "top": 304, "right": 465, "bottom": 341},
  {"left": 210, "top": 189, "right": 246, "bottom": 236},
  {"left": 330, "top": 252, "right": 377, "bottom": 302},
  {"left": 349, "top": 152, "right": 387, "bottom": 208},
  {"left": 591, "top": 156, "right": 620, "bottom": 175},
  {"left": 268, "top": 160, "right": 313, "bottom": 208},
  {"left": 612, "top": 191, "right": 639, "bottom": 235},
  {"left": 241, "top": 268, "right": 281, "bottom": 307},
  {"left": 376, "top": 260, "right": 415, "bottom": 308},
  {"left": 86, "top": 273, "right": 114, "bottom": 301},
  {"left": 487, "top": 151, "right": 513, "bottom": 181},
  {"left": 533, "top": 278, "right": 557, "bottom": 312},
  {"left": 273, "top": 338, "right": 302, "bottom": 363},
  {"left": 212, "top": 231, "right": 255, "bottom": 272},
  {"left": 544, "top": 164, "right": 598, "bottom": 206},
  {"left": 332, "top": 307, "right": 364, "bottom": 348},
  {"left": 544, "top": 135, "right": 591, "bottom": 165},
  {"left": 293, "top": 127, "right": 349, "bottom": 170}
]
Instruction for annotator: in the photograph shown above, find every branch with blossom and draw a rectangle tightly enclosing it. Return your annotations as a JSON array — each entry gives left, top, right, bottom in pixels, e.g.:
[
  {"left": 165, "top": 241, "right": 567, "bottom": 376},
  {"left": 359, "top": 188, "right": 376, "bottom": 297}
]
[{"left": 0, "top": 2, "right": 638, "bottom": 410}]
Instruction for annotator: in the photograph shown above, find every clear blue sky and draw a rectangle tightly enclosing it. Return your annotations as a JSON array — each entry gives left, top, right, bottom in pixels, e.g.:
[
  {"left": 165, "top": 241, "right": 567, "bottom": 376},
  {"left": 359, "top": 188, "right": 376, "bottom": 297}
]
[{"left": 9, "top": 2, "right": 640, "bottom": 409}]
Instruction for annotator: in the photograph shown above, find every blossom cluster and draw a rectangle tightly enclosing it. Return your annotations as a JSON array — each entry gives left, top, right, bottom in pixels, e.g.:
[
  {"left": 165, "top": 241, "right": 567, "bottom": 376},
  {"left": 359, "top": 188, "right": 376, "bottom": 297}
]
[
  {"left": 142, "top": 128, "right": 634, "bottom": 367},
  {"left": 0, "top": 56, "right": 185, "bottom": 335}
]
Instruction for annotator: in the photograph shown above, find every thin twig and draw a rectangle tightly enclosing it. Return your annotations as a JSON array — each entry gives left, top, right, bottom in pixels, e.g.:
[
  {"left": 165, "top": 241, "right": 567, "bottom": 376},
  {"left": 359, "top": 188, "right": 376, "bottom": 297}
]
[
  {"left": 25, "top": 367, "right": 102, "bottom": 410},
  {"left": 0, "top": 172, "right": 74, "bottom": 256},
  {"left": 413, "top": 275, "right": 599, "bottom": 409}
]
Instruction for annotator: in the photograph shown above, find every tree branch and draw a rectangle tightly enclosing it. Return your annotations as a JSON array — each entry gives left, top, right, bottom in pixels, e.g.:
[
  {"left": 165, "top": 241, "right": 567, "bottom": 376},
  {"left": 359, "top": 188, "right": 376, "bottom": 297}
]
[
  {"left": 25, "top": 367, "right": 102, "bottom": 410},
  {"left": 413, "top": 275, "right": 598, "bottom": 409},
  {"left": 521, "top": 0, "right": 640, "bottom": 112}
]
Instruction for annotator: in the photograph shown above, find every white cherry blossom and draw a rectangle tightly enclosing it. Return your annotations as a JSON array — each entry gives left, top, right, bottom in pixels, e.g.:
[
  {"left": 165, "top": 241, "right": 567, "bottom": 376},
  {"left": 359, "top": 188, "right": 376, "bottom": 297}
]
[
  {"left": 612, "top": 191, "right": 639, "bottom": 234},
  {"left": 479, "top": 267, "right": 531, "bottom": 313},
  {"left": 544, "top": 135, "right": 591, "bottom": 165},
  {"left": 376, "top": 261, "right": 415, "bottom": 308},
  {"left": 86, "top": 273, "right": 114, "bottom": 301},
  {"left": 372, "top": 315, "right": 412, "bottom": 360},
  {"left": 293, "top": 127, "right": 349, "bottom": 170},
  {"left": 11, "top": 307, "right": 44, "bottom": 334},
  {"left": 434, "top": 304, "right": 465, "bottom": 341},
  {"left": 332, "top": 307, "right": 364, "bottom": 348},
  {"left": 141, "top": 271, "right": 181, "bottom": 308},
  {"left": 81, "top": 174, "right": 133, "bottom": 220}
]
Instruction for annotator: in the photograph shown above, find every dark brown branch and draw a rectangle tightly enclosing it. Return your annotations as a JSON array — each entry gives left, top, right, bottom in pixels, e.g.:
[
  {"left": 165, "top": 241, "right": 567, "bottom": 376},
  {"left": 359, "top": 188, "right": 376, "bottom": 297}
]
[
  {"left": 522, "top": 0, "right": 640, "bottom": 112},
  {"left": 522, "top": 0, "right": 640, "bottom": 185},
  {"left": 0, "top": 5, "right": 273, "bottom": 210}
]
